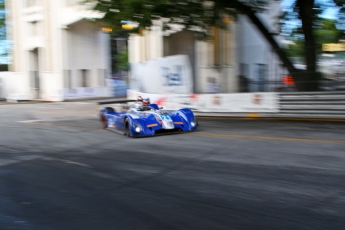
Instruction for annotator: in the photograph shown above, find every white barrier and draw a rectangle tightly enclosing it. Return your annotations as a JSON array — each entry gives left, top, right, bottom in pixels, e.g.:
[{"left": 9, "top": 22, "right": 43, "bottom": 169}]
[
  {"left": 62, "top": 87, "right": 110, "bottom": 100},
  {"left": 130, "top": 55, "right": 193, "bottom": 94},
  {"left": 127, "top": 90, "right": 279, "bottom": 113}
]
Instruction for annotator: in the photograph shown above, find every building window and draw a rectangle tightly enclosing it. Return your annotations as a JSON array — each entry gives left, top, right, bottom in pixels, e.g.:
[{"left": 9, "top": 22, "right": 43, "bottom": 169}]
[
  {"left": 66, "top": 0, "right": 79, "bottom": 7},
  {"left": 240, "top": 63, "right": 249, "bottom": 78},
  {"left": 214, "top": 27, "right": 220, "bottom": 66},
  {"left": 81, "top": 69, "right": 89, "bottom": 87},
  {"left": 239, "top": 63, "right": 249, "bottom": 92},
  {"left": 64, "top": 70, "right": 72, "bottom": 88},
  {"left": 25, "top": 0, "right": 39, "bottom": 7},
  {"left": 98, "top": 69, "right": 108, "bottom": 87},
  {"left": 256, "top": 64, "right": 267, "bottom": 92},
  {"left": 30, "top": 21, "right": 39, "bottom": 36}
]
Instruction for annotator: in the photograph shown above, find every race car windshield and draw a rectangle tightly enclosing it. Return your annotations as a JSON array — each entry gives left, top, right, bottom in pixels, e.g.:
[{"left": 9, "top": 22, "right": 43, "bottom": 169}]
[{"left": 137, "top": 105, "right": 154, "bottom": 111}]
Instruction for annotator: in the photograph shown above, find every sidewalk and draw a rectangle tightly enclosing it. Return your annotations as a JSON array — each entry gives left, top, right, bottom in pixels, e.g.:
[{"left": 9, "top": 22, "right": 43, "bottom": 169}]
[
  {"left": 0, "top": 99, "right": 54, "bottom": 105},
  {"left": 0, "top": 97, "right": 120, "bottom": 105}
]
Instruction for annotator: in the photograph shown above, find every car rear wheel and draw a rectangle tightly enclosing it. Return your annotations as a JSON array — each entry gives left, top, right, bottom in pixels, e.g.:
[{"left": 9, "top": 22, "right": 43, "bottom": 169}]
[{"left": 100, "top": 112, "right": 108, "bottom": 129}]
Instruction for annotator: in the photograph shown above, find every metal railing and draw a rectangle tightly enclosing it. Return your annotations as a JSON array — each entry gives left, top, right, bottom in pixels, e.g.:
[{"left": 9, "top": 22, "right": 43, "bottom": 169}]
[{"left": 241, "top": 78, "right": 345, "bottom": 93}]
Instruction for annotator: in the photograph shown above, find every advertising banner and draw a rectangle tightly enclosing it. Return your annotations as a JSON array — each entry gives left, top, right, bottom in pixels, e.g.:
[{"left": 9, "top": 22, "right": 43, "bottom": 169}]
[
  {"left": 127, "top": 90, "right": 279, "bottom": 113},
  {"left": 108, "top": 79, "right": 129, "bottom": 97},
  {"left": 63, "top": 87, "right": 107, "bottom": 99},
  {"left": 130, "top": 55, "right": 193, "bottom": 94}
]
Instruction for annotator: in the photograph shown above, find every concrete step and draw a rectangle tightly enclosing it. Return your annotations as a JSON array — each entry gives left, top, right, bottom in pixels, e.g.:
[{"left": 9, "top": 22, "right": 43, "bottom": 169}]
[
  {"left": 280, "top": 101, "right": 345, "bottom": 105},
  {"left": 280, "top": 95, "right": 345, "bottom": 100},
  {"left": 279, "top": 91, "right": 345, "bottom": 96},
  {"left": 280, "top": 105, "right": 345, "bottom": 110},
  {"left": 279, "top": 110, "right": 345, "bottom": 114}
]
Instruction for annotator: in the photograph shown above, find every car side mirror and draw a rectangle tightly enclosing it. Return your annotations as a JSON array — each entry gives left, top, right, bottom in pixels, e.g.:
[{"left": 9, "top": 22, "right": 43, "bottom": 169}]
[{"left": 159, "top": 107, "right": 163, "bottom": 109}]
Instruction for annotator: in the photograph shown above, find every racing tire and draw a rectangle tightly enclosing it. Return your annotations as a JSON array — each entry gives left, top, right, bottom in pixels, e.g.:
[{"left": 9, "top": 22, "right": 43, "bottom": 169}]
[
  {"left": 123, "top": 118, "right": 131, "bottom": 137},
  {"left": 100, "top": 112, "right": 108, "bottom": 129}
]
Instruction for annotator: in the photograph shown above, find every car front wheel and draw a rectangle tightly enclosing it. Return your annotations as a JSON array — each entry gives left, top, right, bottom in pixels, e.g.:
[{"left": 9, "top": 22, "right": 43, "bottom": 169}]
[{"left": 123, "top": 118, "right": 131, "bottom": 137}]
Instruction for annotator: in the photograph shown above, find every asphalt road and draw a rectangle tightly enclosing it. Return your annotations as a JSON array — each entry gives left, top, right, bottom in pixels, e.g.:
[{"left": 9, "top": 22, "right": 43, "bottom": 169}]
[{"left": 1, "top": 102, "right": 345, "bottom": 230}]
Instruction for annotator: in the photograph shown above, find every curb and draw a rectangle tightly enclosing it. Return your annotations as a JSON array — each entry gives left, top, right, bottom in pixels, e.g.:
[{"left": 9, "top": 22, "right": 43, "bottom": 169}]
[
  {"left": 0, "top": 100, "right": 53, "bottom": 105},
  {"left": 64, "top": 97, "right": 123, "bottom": 102},
  {"left": 195, "top": 114, "right": 345, "bottom": 122}
]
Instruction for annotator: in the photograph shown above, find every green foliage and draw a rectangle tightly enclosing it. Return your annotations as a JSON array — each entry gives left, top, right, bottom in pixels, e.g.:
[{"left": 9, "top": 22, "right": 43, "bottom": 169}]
[
  {"left": 284, "top": 41, "right": 304, "bottom": 57},
  {"left": 116, "top": 50, "right": 129, "bottom": 71},
  {"left": 0, "top": 0, "right": 5, "bottom": 40},
  {"left": 89, "top": 0, "right": 266, "bottom": 39},
  {"left": 285, "top": 18, "right": 344, "bottom": 57},
  {"left": 315, "top": 19, "right": 344, "bottom": 52}
]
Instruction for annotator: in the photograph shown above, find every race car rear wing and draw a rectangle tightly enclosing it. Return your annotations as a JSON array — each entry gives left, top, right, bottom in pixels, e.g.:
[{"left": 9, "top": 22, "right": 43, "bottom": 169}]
[{"left": 97, "top": 99, "right": 136, "bottom": 105}]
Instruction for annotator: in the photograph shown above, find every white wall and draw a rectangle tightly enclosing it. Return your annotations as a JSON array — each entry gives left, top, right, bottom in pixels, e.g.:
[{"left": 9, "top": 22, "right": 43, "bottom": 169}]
[
  {"left": 0, "top": 72, "right": 13, "bottom": 99},
  {"left": 64, "top": 21, "right": 110, "bottom": 88}
]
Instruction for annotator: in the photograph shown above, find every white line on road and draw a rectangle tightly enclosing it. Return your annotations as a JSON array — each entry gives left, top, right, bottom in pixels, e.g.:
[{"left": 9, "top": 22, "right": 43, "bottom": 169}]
[
  {"left": 57, "top": 159, "right": 93, "bottom": 168},
  {"left": 71, "top": 102, "right": 91, "bottom": 105},
  {"left": 0, "top": 159, "right": 19, "bottom": 167},
  {"left": 0, "top": 155, "right": 42, "bottom": 167},
  {"left": 37, "top": 107, "right": 62, "bottom": 110},
  {"left": 17, "top": 120, "right": 43, "bottom": 123}
]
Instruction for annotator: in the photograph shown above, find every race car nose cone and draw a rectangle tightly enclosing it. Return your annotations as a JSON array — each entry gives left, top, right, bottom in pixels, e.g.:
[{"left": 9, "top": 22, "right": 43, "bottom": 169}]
[{"left": 163, "top": 120, "right": 174, "bottom": 129}]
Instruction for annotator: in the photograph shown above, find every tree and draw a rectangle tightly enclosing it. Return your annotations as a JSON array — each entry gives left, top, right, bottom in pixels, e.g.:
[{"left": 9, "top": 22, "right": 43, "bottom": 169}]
[
  {"left": 91, "top": 0, "right": 343, "bottom": 91},
  {"left": 282, "top": 0, "right": 345, "bottom": 90},
  {"left": 116, "top": 50, "right": 129, "bottom": 71},
  {"left": 0, "top": 0, "right": 5, "bottom": 40}
]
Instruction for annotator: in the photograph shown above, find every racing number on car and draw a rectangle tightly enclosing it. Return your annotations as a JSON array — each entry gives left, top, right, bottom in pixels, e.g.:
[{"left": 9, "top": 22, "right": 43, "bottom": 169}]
[
  {"left": 161, "top": 115, "right": 172, "bottom": 121},
  {"left": 108, "top": 117, "right": 115, "bottom": 127}
]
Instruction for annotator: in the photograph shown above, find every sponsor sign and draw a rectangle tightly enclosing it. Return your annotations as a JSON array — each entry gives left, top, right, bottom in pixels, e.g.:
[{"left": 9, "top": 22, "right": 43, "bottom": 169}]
[
  {"left": 127, "top": 90, "right": 279, "bottom": 113},
  {"left": 322, "top": 43, "right": 345, "bottom": 52},
  {"left": 109, "top": 79, "right": 129, "bottom": 97},
  {"left": 130, "top": 55, "right": 193, "bottom": 94}
]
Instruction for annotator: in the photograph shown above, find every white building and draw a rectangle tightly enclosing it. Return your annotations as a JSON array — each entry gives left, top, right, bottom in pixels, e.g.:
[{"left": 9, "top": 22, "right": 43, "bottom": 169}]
[
  {"left": 237, "top": 0, "right": 288, "bottom": 92},
  {"left": 5, "top": 0, "right": 112, "bottom": 101},
  {"left": 128, "top": 0, "right": 287, "bottom": 94},
  {"left": 128, "top": 20, "right": 237, "bottom": 94}
]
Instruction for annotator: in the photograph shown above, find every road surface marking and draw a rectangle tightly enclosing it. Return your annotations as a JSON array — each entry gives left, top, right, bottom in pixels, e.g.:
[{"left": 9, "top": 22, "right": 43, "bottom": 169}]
[
  {"left": 193, "top": 133, "right": 345, "bottom": 144},
  {"left": 17, "top": 120, "right": 43, "bottom": 123},
  {"left": 27, "top": 122, "right": 102, "bottom": 130},
  {"left": 24, "top": 122, "right": 345, "bottom": 144},
  {"left": 38, "top": 107, "right": 61, "bottom": 109},
  {"left": 57, "top": 159, "right": 92, "bottom": 168},
  {"left": 0, "top": 159, "right": 19, "bottom": 167},
  {"left": 71, "top": 102, "right": 91, "bottom": 105},
  {"left": 196, "top": 116, "right": 345, "bottom": 122},
  {"left": 0, "top": 155, "right": 42, "bottom": 167}
]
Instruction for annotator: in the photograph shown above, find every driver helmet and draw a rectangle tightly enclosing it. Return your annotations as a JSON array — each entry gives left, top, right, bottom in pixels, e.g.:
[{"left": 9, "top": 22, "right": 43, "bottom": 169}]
[{"left": 142, "top": 98, "right": 150, "bottom": 106}]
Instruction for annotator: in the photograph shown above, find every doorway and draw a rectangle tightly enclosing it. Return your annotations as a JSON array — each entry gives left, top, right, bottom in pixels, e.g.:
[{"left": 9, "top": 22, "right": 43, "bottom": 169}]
[{"left": 30, "top": 48, "right": 40, "bottom": 99}]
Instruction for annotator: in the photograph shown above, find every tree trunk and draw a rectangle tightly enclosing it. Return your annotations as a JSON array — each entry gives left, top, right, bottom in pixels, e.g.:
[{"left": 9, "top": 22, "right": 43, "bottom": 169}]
[
  {"left": 297, "top": 0, "right": 319, "bottom": 91},
  {"left": 235, "top": 1, "right": 312, "bottom": 91}
]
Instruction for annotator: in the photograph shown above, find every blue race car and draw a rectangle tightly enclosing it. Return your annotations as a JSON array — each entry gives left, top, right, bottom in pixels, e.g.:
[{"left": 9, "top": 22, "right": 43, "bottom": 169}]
[{"left": 98, "top": 97, "right": 198, "bottom": 137}]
